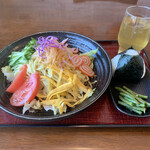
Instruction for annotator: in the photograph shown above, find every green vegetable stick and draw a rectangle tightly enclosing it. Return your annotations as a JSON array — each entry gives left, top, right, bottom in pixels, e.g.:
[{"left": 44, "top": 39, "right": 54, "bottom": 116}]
[
  {"left": 134, "top": 96, "right": 147, "bottom": 104},
  {"left": 118, "top": 99, "right": 146, "bottom": 113},
  {"left": 123, "top": 95, "right": 140, "bottom": 105},
  {"left": 119, "top": 92, "right": 140, "bottom": 104},
  {"left": 132, "top": 109, "right": 143, "bottom": 115},
  {"left": 115, "top": 87, "right": 129, "bottom": 94},
  {"left": 131, "top": 106, "right": 146, "bottom": 113},
  {"left": 115, "top": 87, "right": 144, "bottom": 104},
  {"left": 123, "top": 86, "right": 148, "bottom": 99},
  {"left": 119, "top": 89, "right": 147, "bottom": 104},
  {"left": 118, "top": 101, "right": 142, "bottom": 115},
  {"left": 135, "top": 103, "right": 145, "bottom": 108},
  {"left": 119, "top": 95, "right": 133, "bottom": 106},
  {"left": 145, "top": 102, "right": 150, "bottom": 108}
]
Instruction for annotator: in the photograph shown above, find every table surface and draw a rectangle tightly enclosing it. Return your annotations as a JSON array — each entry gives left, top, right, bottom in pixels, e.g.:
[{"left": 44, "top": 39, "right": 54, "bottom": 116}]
[{"left": 0, "top": 0, "right": 150, "bottom": 149}]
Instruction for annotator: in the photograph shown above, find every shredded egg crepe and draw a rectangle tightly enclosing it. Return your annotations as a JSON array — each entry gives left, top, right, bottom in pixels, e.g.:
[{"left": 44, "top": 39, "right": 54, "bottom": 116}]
[{"left": 26, "top": 49, "right": 93, "bottom": 114}]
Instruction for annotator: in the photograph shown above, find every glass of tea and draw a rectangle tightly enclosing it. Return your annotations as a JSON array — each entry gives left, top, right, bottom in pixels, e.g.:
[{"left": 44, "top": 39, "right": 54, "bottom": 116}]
[{"left": 118, "top": 6, "right": 150, "bottom": 53}]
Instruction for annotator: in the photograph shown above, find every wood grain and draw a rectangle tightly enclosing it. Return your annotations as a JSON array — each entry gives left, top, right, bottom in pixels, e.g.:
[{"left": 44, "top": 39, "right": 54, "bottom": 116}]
[
  {"left": 0, "top": 0, "right": 149, "bottom": 54},
  {"left": 0, "top": 127, "right": 150, "bottom": 150},
  {"left": 0, "top": 0, "right": 150, "bottom": 149},
  {"left": 0, "top": 0, "right": 149, "bottom": 48}
]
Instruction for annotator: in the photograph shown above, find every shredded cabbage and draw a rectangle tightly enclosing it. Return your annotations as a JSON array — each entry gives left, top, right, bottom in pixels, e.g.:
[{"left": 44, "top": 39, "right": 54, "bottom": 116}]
[
  {"left": 80, "top": 48, "right": 98, "bottom": 59},
  {"left": 1, "top": 66, "right": 15, "bottom": 82}
]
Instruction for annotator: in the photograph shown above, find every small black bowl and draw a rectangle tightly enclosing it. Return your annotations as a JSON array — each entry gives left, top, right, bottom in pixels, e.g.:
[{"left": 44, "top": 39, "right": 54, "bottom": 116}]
[
  {"left": 0, "top": 31, "right": 112, "bottom": 121},
  {"left": 110, "top": 67, "right": 150, "bottom": 117}
]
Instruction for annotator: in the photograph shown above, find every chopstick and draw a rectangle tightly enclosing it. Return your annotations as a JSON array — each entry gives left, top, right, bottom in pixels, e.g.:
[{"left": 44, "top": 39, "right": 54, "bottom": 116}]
[{"left": 142, "top": 49, "right": 150, "bottom": 69}]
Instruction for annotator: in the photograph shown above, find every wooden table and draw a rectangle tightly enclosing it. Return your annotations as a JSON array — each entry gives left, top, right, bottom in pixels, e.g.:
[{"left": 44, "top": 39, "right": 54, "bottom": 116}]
[{"left": 0, "top": 0, "right": 150, "bottom": 149}]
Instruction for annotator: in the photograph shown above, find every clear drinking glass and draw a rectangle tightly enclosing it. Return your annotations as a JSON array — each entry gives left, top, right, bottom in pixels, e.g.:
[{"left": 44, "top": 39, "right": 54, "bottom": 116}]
[{"left": 118, "top": 6, "right": 150, "bottom": 53}]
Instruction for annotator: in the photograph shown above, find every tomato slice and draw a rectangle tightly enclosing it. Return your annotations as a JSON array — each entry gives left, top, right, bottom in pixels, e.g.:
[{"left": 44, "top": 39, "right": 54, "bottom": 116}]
[
  {"left": 6, "top": 64, "right": 27, "bottom": 93},
  {"left": 10, "top": 73, "right": 40, "bottom": 106}
]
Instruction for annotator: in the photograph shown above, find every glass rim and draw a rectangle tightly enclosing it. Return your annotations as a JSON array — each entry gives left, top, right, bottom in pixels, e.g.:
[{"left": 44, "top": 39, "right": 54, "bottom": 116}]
[{"left": 126, "top": 5, "right": 150, "bottom": 19}]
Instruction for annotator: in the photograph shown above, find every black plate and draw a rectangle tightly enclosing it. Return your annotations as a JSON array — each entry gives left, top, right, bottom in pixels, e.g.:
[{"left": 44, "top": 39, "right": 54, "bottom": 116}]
[
  {"left": 0, "top": 31, "right": 112, "bottom": 121},
  {"left": 110, "top": 67, "right": 150, "bottom": 117}
]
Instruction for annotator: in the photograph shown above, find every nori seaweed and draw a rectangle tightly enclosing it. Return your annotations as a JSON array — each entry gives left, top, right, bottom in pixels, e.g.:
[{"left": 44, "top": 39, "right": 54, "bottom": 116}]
[{"left": 113, "top": 54, "right": 144, "bottom": 82}]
